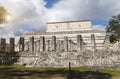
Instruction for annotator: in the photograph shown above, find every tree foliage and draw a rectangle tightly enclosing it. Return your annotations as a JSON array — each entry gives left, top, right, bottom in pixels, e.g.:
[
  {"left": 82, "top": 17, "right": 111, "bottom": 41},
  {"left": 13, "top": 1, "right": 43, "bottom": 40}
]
[
  {"left": 0, "top": 6, "right": 9, "bottom": 24},
  {"left": 106, "top": 14, "right": 120, "bottom": 43}
]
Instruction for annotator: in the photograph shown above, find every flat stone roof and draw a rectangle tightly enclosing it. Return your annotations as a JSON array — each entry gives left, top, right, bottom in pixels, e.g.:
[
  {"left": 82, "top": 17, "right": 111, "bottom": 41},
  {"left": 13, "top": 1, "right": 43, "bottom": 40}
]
[
  {"left": 47, "top": 20, "right": 91, "bottom": 24},
  {"left": 25, "top": 30, "right": 106, "bottom": 36}
]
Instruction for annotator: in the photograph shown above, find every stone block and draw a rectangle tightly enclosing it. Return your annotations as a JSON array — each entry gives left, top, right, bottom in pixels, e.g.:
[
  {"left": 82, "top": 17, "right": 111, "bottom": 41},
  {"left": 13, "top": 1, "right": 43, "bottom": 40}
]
[
  {"left": 77, "top": 35, "right": 82, "bottom": 52},
  {"left": 29, "top": 37, "right": 34, "bottom": 51},
  {"left": 0, "top": 38, "right": 6, "bottom": 52},
  {"left": 40, "top": 36, "right": 45, "bottom": 52},
  {"left": 91, "top": 34, "right": 96, "bottom": 52},
  {"left": 10, "top": 38, "right": 15, "bottom": 52}
]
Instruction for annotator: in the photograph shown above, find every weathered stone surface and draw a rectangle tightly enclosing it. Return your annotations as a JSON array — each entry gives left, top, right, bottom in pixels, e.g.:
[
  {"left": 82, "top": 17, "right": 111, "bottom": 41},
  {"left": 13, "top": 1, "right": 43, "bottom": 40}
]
[
  {"left": 51, "top": 36, "right": 56, "bottom": 51},
  {"left": 64, "top": 37, "right": 68, "bottom": 52},
  {"left": 29, "top": 37, "right": 34, "bottom": 51},
  {"left": 17, "top": 50, "right": 120, "bottom": 69},
  {"left": 0, "top": 38, "right": 6, "bottom": 52},
  {"left": 19, "top": 37, "right": 24, "bottom": 51},
  {"left": 77, "top": 35, "right": 82, "bottom": 52},
  {"left": 10, "top": 38, "right": 15, "bottom": 52},
  {"left": 91, "top": 34, "right": 96, "bottom": 52},
  {"left": 40, "top": 36, "right": 45, "bottom": 52}
]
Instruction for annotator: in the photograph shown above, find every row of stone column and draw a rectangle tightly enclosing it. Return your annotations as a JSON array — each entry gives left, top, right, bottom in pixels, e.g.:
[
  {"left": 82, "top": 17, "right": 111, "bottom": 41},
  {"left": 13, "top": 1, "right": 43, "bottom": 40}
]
[
  {"left": 23, "top": 34, "right": 96, "bottom": 52},
  {"left": 0, "top": 38, "right": 15, "bottom": 52}
]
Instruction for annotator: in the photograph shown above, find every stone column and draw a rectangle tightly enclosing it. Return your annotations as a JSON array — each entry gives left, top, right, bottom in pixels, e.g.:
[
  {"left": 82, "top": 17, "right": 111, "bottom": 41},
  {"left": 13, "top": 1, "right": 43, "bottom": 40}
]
[
  {"left": 1, "top": 38, "right": 6, "bottom": 52},
  {"left": 40, "top": 36, "right": 45, "bottom": 52},
  {"left": 70, "top": 41, "right": 73, "bottom": 52},
  {"left": 19, "top": 37, "right": 24, "bottom": 51},
  {"left": 77, "top": 35, "right": 82, "bottom": 52},
  {"left": 47, "top": 40, "right": 50, "bottom": 51},
  {"left": 51, "top": 36, "right": 56, "bottom": 51},
  {"left": 64, "top": 36, "right": 68, "bottom": 52},
  {"left": 37, "top": 40, "right": 40, "bottom": 52},
  {"left": 68, "top": 40, "right": 71, "bottom": 52},
  {"left": 29, "top": 37, "right": 34, "bottom": 51},
  {"left": 34, "top": 41, "right": 37, "bottom": 52},
  {"left": 91, "top": 34, "right": 96, "bottom": 52},
  {"left": 10, "top": 38, "right": 15, "bottom": 52},
  {"left": 104, "top": 35, "right": 110, "bottom": 51},
  {"left": 57, "top": 40, "right": 60, "bottom": 52},
  {"left": 61, "top": 40, "right": 64, "bottom": 52}
]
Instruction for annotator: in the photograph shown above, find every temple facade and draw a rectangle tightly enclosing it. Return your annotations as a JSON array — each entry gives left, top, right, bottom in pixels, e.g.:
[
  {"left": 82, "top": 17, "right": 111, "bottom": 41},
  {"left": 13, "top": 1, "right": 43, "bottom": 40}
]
[{"left": 23, "top": 20, "right": 106, "bottom": 52}]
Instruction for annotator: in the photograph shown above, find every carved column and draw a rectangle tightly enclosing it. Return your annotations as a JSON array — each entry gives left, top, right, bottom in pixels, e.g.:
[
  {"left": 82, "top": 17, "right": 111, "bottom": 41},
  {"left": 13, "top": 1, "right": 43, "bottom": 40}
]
[
  {"left": 10, "top": 38, "right": 15, "bottom": 52},
  {"left": 51, "top": 36, "right": 56, "bottom": 51},
  {"left": 19, "top": 37, "right": 24, "bottom": 51},
  {"left": 104, "top": 35, "right": 110, "bottom": 51},
  {"left": 37, "top": 40, "right": 40, "bottom": 52},
  {"left": 29, "top": 37, "right": 34, "bottom": 51},
  {"left": 1, "top": 38, "right": 6, "bottom": 52},
  {"left": 91, "top": 34, "right": 96, "bottom": 52},
  {"left": 47, "top": 40, "right": 50, "bottom": 51},
  {"left": 64, "top": 36, "right": 68, "bottom": 52},
  {"left": 40, "top": 36, "right": 45, "bottom": 52},
  {"left": 77, "top": 35, "right": 82, "bottom": 52}
]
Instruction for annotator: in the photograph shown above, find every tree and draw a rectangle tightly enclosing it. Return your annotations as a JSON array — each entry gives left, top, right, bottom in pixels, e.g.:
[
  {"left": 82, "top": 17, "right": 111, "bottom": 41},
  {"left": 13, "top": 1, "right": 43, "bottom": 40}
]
[{"left": 106, "top": 14, "right": 120, "bottom": 43}]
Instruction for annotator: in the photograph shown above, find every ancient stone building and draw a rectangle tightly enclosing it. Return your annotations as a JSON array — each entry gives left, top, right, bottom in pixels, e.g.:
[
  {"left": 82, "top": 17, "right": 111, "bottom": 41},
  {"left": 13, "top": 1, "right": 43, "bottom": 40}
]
[{"left": 24, "top": 20, "right": 106, "bottom": 52}]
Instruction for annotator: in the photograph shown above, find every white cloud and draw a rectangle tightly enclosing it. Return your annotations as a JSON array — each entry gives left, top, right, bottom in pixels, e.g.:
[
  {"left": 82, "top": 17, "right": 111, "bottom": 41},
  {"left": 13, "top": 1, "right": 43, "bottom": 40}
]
[
  {"left": 47, "top": 0, "right": 120, "bottom": 22},
  {"left": 93, "top": 25, "right": 106, "bottom": 31},
  {"left": 0, "top": 0, "right": 120, "bottom": 42}
]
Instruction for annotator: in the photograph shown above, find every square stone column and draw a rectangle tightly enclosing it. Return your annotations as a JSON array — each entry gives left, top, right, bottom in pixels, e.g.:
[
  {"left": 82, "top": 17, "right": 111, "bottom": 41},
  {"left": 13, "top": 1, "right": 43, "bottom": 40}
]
[
  {"left": 47, "top": 40, "right": 50, "bottom": 51},
  {"left": 10, "top": 38, "right": 15, "bottom": 52},
  {"left": 60, "top": 40, "right": 64, "bottom": 52},
  {"left": 64, "top": 36, "right": 68, "bottom": 52},
  {"left": 77, "top": 35, "right": 82, "bottom": 52},
  {"left": 104, "top": 35, "right": 110, "bottom": 51},
  {"left": 56, "top": 40, "right": 61, "bottom": 52},
  {"left": 40, "top": 36, "right": 45, "bottom": 52},
  {"left": 68, "top": 40, "right": 72, "bottom": 52},
  {"left": 19, "top": 37, "right": 24, "bottom": 51},
  {"left": 51, "top": 36, "right": 56, "bottom": 51},
  {"left": 91, "top": 34, "right": 96, "bottom": 52},
  {"left": 36, "top": 40, "right": 40, "bottom": 52},
  {"left": 70, "top": 41, "right": 73, "bottom": 52},
  {"left": 1, "top": 38, "right": 6, "bottom": 52},
  {"left": 29, "top": 37, "right": 34, "bottom": 51}
]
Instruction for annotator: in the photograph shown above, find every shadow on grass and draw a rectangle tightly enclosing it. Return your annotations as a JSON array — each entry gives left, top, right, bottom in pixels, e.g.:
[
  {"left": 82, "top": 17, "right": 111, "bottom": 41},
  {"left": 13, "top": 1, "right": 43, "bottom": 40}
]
[{"left": 0, "top": 66, "right": 112, "bottom": 79}]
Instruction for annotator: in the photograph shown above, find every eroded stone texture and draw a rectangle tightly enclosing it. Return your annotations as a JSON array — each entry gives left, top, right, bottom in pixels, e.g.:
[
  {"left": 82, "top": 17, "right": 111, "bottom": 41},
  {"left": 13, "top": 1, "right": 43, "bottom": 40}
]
[
  {"left": 29, "top": 37, "right": 34, "bottom": 51},
  {"left": 64, "top": 36, "right": 68, "bottom": 52},
  {"left": 51, "top": 36, "right": 56, "bottom": 51},
  {"left": 10, "top": 38, "right": 15, "bottom": 52},
  {"left": 91, "top": 34, "right": 96, "bottom": 52},
  {"left": 19, "top": 37, "right": 24, "bottom": 51},
  {"left": 103, "top": 35, "right": 110, "bottom": 51},
  {"left": 0, "top": 38, "right": 6, "bottom": 52},
  {"left": 77, "top": 35, "right": 82, "bottom": 52},
  {"left": 40, "top": 36, "right": 45, "bottom": 52}
]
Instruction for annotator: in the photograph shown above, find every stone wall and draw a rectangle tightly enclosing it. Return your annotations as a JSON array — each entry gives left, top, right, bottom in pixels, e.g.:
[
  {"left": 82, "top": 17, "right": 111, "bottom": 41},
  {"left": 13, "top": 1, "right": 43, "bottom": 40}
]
[{"left": 46, "top": 21, "right": 92, "bottom": 32}]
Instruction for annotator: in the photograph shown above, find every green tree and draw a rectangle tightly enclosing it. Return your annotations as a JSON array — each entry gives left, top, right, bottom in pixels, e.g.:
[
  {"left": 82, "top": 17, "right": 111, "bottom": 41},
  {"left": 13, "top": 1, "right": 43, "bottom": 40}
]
[{"left": 106, "top": 14, "right": 120, "bottom": 43}]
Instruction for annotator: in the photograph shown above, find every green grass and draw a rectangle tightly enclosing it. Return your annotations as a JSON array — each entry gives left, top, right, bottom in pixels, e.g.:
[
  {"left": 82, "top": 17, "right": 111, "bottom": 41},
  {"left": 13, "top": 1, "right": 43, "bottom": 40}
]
[{"left": 0, "top": 65, "right": 120, "bottom": 79}]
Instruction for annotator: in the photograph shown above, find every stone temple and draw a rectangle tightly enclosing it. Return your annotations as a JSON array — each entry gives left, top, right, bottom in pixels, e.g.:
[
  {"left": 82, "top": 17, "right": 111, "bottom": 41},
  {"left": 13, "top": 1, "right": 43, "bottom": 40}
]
[
  {"left": 24, "top": 20, "right": 106, "bottom": 52},
  {"left": 1, "top": 20, "right": 120, "bottom": 69}
]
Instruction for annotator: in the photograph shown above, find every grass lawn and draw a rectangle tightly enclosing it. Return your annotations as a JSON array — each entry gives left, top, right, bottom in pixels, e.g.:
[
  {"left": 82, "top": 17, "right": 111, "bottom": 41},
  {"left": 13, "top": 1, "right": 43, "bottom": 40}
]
[{"left": 0, "top": 65, "right": 120, "bottom": 79}]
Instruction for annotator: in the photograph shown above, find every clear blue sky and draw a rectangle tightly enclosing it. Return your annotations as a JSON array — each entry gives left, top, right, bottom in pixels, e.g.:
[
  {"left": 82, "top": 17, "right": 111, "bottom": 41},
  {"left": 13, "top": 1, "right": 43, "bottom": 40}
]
[{"left": 44, "top": 0, "right": 60, "bottom": 8}]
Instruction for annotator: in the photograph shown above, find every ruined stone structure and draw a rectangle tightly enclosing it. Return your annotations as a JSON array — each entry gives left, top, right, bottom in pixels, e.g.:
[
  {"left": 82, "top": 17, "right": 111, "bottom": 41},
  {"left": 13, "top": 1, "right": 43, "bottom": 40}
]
[
  {"left": 24, "top": 20, "right": 106, "bottom": 51},
  {"left": 0, "top": 20, "right": 120, "bottom": 69}
]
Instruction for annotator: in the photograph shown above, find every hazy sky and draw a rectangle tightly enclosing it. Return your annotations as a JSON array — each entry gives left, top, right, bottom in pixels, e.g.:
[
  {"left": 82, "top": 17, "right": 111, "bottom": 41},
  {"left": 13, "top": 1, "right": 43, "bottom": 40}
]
[{"left": 0, "top": 0, "right": 120, "bottom": 42}]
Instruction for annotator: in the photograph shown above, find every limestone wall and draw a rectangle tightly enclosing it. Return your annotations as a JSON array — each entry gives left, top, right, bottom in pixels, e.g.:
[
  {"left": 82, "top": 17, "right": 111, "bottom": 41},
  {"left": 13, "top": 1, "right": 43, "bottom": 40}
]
[
  {"left": 46, "top": 21, "right": 92, "bottom": 32},
  {"left": 24, "top": 31, "right": 106, "bottom": 50},
  {"left": 17, "top": 50, "right": 120, "bottom": 70}
]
